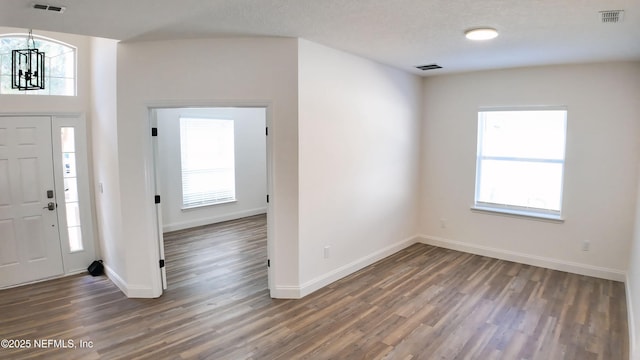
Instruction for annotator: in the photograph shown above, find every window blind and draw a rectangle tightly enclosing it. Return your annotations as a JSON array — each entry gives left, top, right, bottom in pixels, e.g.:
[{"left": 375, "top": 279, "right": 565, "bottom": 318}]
[{"left": 180, "top": 117, "right": 236, "bottom": 208}]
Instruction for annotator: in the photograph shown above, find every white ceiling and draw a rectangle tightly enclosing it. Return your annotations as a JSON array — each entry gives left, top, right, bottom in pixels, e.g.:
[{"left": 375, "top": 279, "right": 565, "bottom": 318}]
[{"left": 1, "top": 0, "right": 638, "bottom": 76}]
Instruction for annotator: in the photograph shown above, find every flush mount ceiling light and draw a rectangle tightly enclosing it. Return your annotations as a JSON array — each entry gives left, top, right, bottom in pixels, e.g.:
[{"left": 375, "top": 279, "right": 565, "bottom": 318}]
[{"left": 465, "top": 28, "right": 499, "bottom": 41}]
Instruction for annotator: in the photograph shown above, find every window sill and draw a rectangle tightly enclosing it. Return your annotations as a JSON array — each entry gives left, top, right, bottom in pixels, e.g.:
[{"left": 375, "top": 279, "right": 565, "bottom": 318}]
[
  {"left": 181, "top": 199, "right": 237, "bottom": 211},
  {"left": 470, "top": 205, "right": 564, "bottom": 223}
]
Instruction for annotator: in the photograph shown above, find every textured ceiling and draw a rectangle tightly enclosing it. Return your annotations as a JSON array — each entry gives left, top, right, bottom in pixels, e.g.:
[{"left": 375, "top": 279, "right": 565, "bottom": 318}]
[{"left": 0, "top": 0, "right": 638, "bottom": 75}]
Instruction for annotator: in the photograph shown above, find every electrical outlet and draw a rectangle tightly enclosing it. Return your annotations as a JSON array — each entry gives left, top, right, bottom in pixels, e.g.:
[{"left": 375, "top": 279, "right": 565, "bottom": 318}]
[
  {"left": 440, "top": 218, "right": 447, "bottom": 229},
  {"left": 582, "top": 241, "right": 590, "bottom": 252},
  {"left": 323, "top": 246, "right": 330, "bottom": 259}
]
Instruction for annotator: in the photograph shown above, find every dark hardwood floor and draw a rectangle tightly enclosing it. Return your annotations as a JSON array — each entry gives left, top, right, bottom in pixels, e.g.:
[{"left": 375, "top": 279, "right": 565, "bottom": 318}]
[{"left": 0, "top": 214, "right": 628, "bottom": 359}]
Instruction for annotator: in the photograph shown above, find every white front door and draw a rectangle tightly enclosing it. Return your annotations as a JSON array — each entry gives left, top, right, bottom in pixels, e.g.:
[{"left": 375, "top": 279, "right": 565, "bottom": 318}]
[{"left": 0, "top": 116, "right": 64, "bottom": 288}]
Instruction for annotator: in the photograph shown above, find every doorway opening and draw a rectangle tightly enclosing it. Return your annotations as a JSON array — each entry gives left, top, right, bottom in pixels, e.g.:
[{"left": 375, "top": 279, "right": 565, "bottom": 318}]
[{"left": 150, "top": 106, "right": 271, "bottom": 294}]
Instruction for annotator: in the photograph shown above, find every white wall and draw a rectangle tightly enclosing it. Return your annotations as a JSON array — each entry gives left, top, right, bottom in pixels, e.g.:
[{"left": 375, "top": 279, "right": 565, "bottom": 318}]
[
  {"left": 156, "top": 107, "right": 266, "bottom": 232},
  {"left": 626, "top": 59, "right": 640, "bottom": 355},
  {"left": 116, "top": 37, "right": 299, "bottom": 298},
  {"left": 629, "top": 171, "right": 640, "bottom": 360},
  {"left": 297, "top": 39, "right": 422, "bottom": 295},
  {"left": 89, "top": 37, "right": 127, "bottom": 290},
  {"left": 419, "top": 62, "right": 640, "bottom": 280}
]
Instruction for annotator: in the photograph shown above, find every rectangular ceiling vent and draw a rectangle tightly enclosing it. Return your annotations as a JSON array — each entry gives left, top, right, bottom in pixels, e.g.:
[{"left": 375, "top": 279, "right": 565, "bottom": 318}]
[
  {"left": 416, "top": 64, "right": 442, "bottom": 71},
  {"left": 599, "top": 10, "right": 624, "bottom": 23},
  {"left": 33, "top": 3, "right": 66, "bottom": 13}
]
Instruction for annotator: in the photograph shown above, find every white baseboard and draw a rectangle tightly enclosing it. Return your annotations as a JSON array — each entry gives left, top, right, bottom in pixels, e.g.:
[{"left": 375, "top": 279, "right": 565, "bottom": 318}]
[
  {"left": 626, "top": 274, "right": 638, "bottom": 360},
  {"left": 163, "top": 207, "right": 267, "bottom": 233},
  {"left": 270, "top": 286, "right": 302, "bottom": 299},
  {"left": 419, "top": 235, "right": 626, "bottom": 282},
  {"left": 126, "top": 285, "right": 158, "bottom": 298},
  {"left": 104, "top": 264, "right": 158, "bottom": 298},
  {"left": 296, "top": 236, "right": 419, "bottom": 298},
  {"left": 104, "top": 264, "right": 128, "bottom": 296}
]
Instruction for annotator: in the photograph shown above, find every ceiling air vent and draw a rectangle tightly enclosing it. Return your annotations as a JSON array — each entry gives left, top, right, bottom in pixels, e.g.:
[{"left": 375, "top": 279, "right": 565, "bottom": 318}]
[
  {"left": 416, "top": 64, "right": 442, "bottom": 71},
  {"left": 599, "top": 10, "right": 624, "bottom": 23},
  {"left": 32, "top": 3, "right": 66, "bottom": 13}
]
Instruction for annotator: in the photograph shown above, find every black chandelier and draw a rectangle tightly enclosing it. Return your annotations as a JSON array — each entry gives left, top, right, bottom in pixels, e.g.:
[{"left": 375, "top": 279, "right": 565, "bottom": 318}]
[{"left": 11, "top": 29, "right": 45, "bottom": 91}]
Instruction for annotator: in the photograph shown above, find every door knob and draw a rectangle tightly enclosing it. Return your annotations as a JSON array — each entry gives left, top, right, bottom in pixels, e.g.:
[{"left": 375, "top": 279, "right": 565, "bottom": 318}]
[{"left": 43, "top": 202, "right": 55, "bottom": 211}]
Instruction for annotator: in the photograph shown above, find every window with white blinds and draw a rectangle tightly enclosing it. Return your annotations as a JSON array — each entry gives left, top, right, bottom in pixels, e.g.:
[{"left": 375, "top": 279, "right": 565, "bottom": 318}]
[{"left": 180, "top": 117, "right": 236, "bottom": 209}]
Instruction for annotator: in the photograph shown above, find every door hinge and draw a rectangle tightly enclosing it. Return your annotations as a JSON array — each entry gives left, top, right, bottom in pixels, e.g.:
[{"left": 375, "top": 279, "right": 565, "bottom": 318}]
[
  {"left": 266, "top": 194, "right": 269, "bottom": 203},
  {"left": 155, "top": 195, "right": 161, "bottom": 204},
  {"left": 152, "top": 127, "right": 158, "bottom": 136},
  {"left": 159, "top": 259, "right": 165, "bottom": 268},
  {"left": 267, "top": 259, "right": 270, "bottom": 267},
  {"left": 265, "top": 127, "right": 269, "bottom": 136}
]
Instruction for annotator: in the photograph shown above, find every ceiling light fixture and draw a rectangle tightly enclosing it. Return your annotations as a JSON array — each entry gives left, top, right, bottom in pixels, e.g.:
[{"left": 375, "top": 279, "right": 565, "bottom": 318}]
[
  {"left": 11, "top": 29, "right": 45, "bottom": 91},
  {"left": 465, "top": 28, "right": 499, "bottom": 41}
]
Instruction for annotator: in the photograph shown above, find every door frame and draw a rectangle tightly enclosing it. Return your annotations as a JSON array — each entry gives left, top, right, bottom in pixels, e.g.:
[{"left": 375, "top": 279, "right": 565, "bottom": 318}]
[
  {"left": 0, "top": 112, "right": 97, "bottom": 286},
  {"left": 146, "top": 101, "right": 274, "bottom": 296}
]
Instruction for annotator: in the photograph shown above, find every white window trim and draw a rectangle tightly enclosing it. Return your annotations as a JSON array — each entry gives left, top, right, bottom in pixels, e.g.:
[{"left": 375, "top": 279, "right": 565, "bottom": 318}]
[
  {"left": 470, "top": 205, "right": 564, "bottom": 223},
  {"left": 472, "top": 106, "right": 568, "bottom": 222},
  {"left": 181, "top": 199, "right": 237, "bottom": 211}
]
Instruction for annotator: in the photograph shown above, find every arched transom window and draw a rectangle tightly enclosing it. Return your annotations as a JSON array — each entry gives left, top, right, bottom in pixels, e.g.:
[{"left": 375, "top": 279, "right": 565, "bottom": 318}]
[{"left": 0, "top": 34, "right": 76, "bottom": 96}]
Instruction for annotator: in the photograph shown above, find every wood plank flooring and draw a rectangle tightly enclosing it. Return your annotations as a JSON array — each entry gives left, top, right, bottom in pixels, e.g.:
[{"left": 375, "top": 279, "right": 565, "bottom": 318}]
[{"left": 0, "top": 214, "right": 628, "bottom": 359}]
